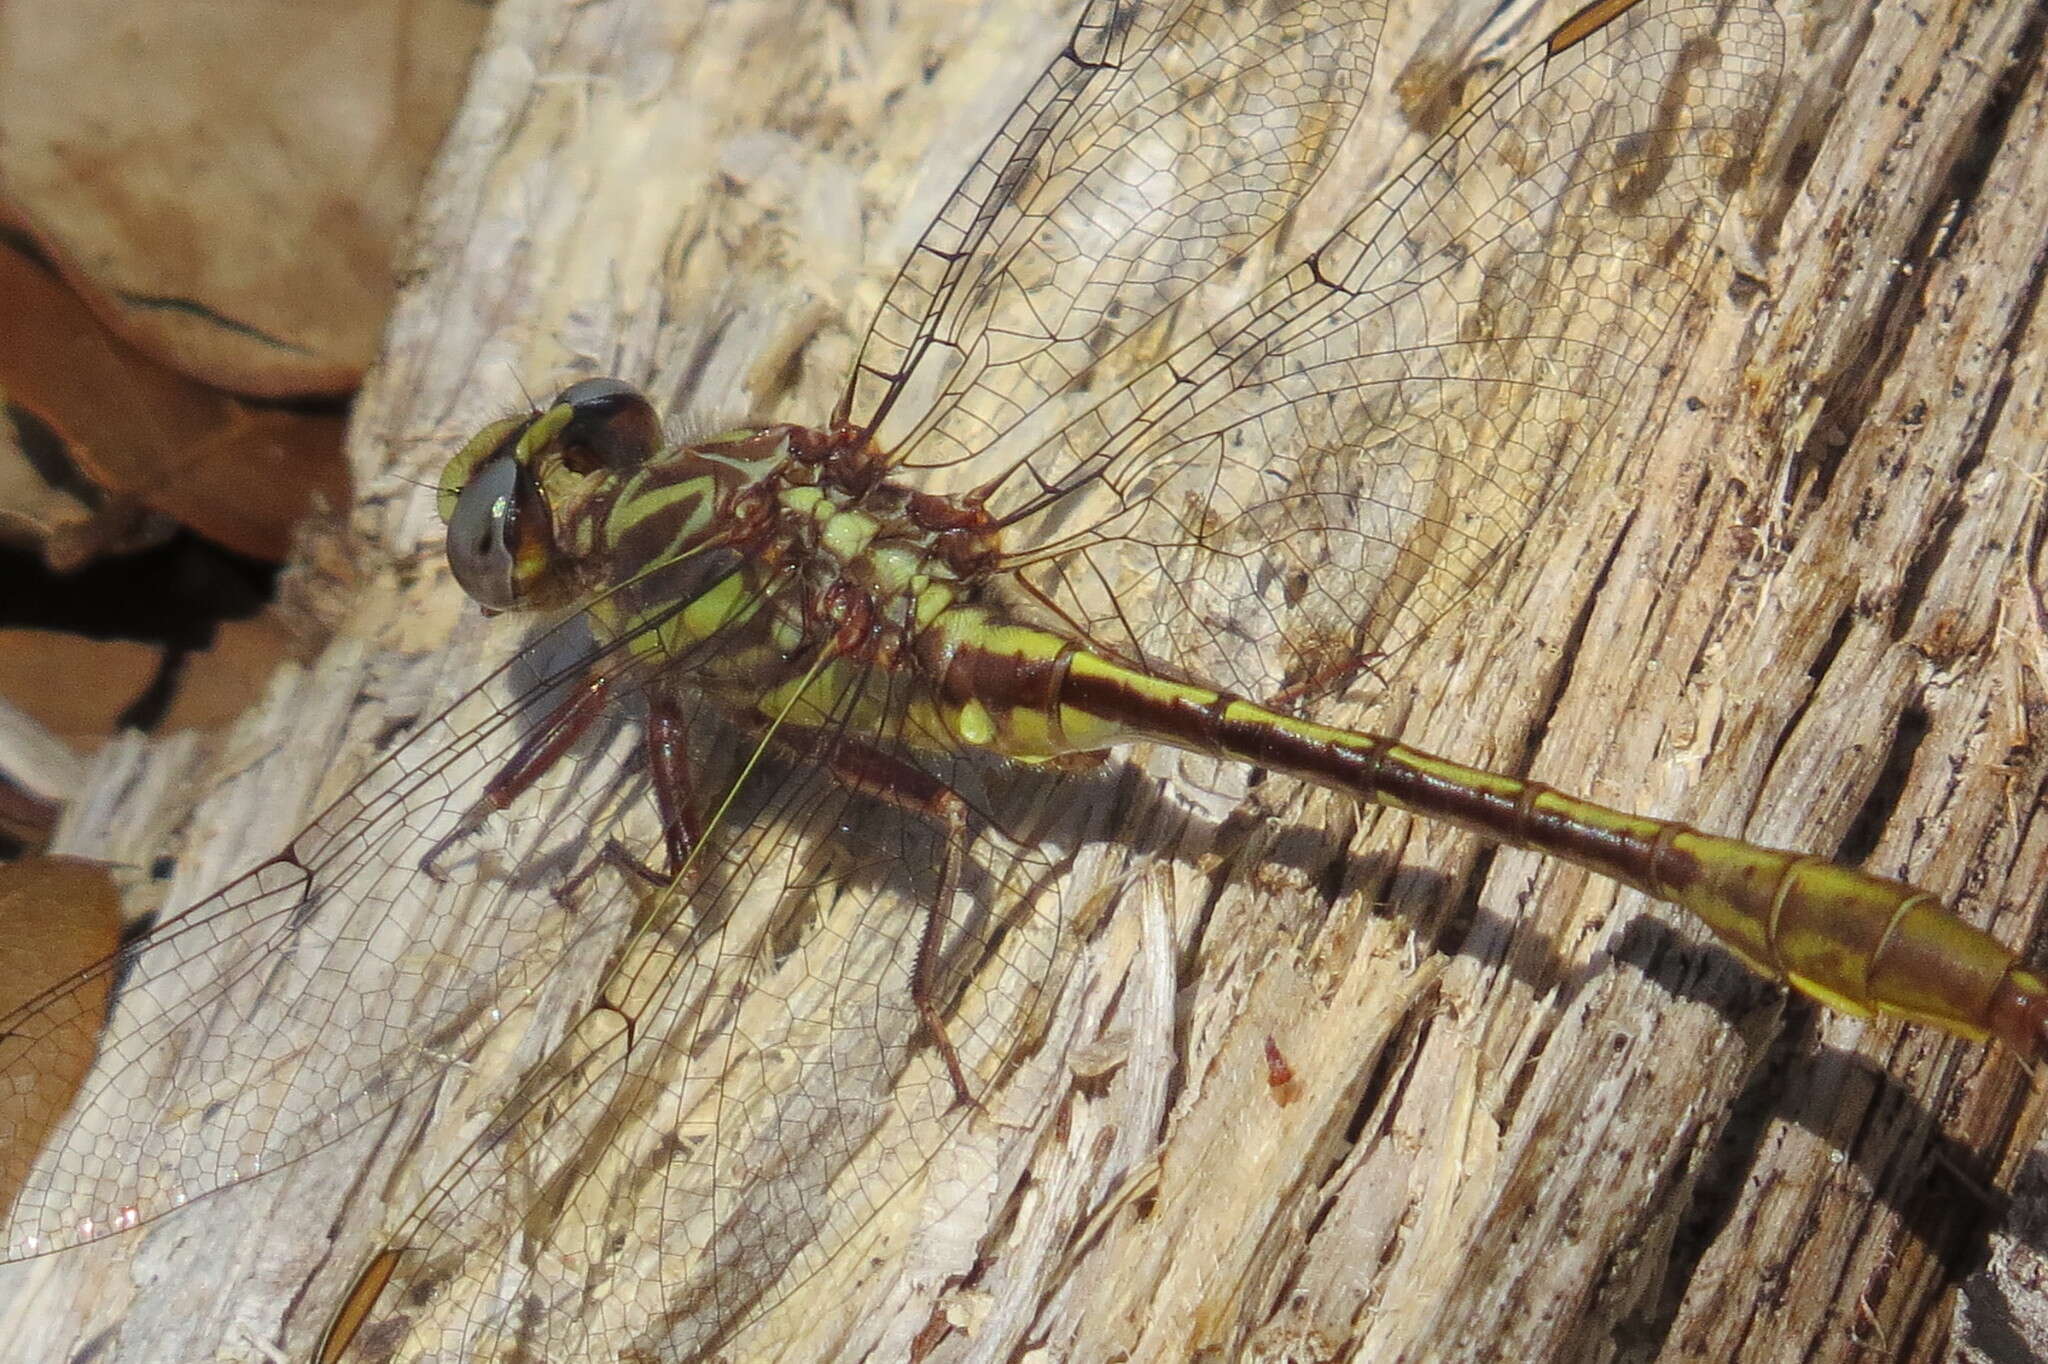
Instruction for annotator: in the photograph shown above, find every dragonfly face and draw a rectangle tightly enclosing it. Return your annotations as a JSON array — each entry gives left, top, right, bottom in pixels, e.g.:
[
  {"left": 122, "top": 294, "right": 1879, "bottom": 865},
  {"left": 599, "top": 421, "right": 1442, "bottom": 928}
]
[{"left": 439, "top": 378, "right": 694, "bottom": 613}]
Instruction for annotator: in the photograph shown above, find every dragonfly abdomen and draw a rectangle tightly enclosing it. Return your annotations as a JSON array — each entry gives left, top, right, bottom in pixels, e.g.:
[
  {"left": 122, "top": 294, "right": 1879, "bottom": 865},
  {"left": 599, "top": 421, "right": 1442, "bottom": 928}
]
[{"left": 1054, "top": 649, "right": 2048, "bottom": 1061}]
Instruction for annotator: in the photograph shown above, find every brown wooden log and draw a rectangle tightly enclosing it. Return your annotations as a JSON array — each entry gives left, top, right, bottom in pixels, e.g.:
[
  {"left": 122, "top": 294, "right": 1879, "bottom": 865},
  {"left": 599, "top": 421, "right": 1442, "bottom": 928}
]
[{"left": 2, "top": 1, "right": 2044, "bottom": 1360}]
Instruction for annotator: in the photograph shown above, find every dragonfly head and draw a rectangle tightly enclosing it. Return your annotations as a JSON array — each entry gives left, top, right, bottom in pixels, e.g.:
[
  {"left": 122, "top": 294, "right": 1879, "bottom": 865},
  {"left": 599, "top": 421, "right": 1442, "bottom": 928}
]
[{"left": 438, "top": 378, "right": 664, "bottom": 613}]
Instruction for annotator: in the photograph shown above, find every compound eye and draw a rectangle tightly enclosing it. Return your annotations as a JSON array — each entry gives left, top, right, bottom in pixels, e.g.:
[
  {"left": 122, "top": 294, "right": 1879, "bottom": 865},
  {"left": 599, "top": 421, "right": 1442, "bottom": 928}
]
[
  {"left": 558, "top": 376, "right": 638, "bottom": 407},
  {"left": 445, "top": 452, "right": 552, "bottom": 610},
  {"left": 555, "top": 378, "right": 661, "bottom": 472}
]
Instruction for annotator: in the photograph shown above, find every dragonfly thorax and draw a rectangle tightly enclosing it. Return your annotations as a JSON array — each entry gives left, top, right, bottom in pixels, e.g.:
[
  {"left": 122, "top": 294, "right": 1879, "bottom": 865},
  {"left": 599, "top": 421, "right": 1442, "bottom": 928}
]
[
  {"left": 443, "top": 380, "right": 1047, "bottom": 756},
  {"left": 441, "top": 379, "right": 1006, "bottom": 617}
]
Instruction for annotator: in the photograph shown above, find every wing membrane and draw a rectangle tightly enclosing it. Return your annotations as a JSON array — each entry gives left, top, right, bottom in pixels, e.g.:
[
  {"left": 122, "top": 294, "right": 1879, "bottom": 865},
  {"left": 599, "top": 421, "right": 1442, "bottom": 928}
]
[
  {"left": 988, "top": 0, "right": 1780, "bottom": 701},
  {"left": 1, "top": 598, "right": 749, "bottom": 1261},
  {"left": 841, "top": 0, "right": 1387, "bottom": 477},
  {"left": 0, "top": 637, "right": 604, "bottom": 1258},
  {"left": 330, "top": 639, "right": 1084, "bottom": 1358},
  {"left": 1, "top": 0, "right": 1790, "bottom": 1356}
]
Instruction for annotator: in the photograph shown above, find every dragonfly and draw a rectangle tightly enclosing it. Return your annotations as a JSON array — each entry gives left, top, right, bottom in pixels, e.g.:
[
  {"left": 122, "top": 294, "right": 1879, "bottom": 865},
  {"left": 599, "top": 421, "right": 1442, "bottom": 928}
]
[{"left": 1, "top": 0, "right": 2033, "bottom": 1357}]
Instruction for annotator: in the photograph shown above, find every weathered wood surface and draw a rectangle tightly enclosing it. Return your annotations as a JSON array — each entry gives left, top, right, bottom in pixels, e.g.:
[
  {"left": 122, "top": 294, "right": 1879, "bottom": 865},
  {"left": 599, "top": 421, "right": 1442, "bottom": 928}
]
[{"left": 3, "top": 0, "right": 2047, "bottom": 1360}]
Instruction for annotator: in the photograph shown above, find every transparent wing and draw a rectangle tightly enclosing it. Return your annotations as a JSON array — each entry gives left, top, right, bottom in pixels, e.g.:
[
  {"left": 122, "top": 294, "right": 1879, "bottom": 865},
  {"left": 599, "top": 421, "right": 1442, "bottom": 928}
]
[
  {"left": 983, "top": 0, "right": 1782, "bottom": 702},
  {"left": 839, "top": 0, "right": 1387, "bottom": 473},
  {"left": 2, "top": 0, "right": 1789, "bottom": 1357},
  {"left": 1, "top": 574, "right": 1081, "bottom": 1359},
  {"left": 0, "top": 619, "right": 663, "bottom": 1261},
  {"left": 326, "top": 646, "right": 1089, "bottom": 1359}
]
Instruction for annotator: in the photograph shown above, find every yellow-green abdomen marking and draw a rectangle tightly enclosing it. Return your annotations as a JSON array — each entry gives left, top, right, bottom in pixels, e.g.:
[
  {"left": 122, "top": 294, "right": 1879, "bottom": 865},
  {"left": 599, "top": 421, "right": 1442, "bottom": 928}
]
[{"left": 1046, "top": 649, "right": 2048, "bottom": 1058}]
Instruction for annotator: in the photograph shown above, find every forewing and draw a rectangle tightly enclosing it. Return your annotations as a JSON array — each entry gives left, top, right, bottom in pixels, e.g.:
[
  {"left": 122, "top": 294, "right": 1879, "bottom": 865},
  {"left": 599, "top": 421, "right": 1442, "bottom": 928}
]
[
  {"left": 840, "top": 0, "right": 1386, "bottom": 480},
  {"left": 0, "top": 620, "right": 656, "bottom": 1263},
  {"left": 988, "top": 0, "right": 1783, "bottom": 702},
  {"left": 323, "top": 643, "right": 1088, "bottom": 1360}
]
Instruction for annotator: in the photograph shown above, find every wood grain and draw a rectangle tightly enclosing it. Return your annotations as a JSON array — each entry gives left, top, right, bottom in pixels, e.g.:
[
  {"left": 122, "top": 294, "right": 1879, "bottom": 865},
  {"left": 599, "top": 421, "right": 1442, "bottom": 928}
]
[{"left": 2, "top": 0, "right": 2045, "bottom": 1360}]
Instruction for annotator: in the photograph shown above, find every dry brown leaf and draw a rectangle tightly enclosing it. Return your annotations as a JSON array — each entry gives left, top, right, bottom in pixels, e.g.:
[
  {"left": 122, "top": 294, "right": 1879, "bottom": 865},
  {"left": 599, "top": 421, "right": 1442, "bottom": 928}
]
[
  {"left": 0, "top": 236, "right": 351, "bottom": 565},
  {"left": 0, "top": 629, "right": 160, "bottom": 744},
  {"left": 0, "top": 0, "right": 487, "bottom": 394}
]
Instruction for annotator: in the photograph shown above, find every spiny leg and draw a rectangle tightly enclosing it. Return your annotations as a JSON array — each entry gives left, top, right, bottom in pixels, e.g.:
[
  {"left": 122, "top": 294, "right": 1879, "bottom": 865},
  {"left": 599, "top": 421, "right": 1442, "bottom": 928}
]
[
  {"left": 560, "top": 692, "right": 709, "bottom": 899},
  {"left": 464, "top": 674, "right": 982, "bottom": 1099},
  {"left": 644, "top": 694, "right": 705, "bottom": 870},
  {"left": 783, "top": 728, "right": 979, "bottom": 1110},
  {"left": 422, "top": 672, "right": 617, "bottom": 876},
  {"left": 423, "top": 672, "right": 710, "bottom": 899}
]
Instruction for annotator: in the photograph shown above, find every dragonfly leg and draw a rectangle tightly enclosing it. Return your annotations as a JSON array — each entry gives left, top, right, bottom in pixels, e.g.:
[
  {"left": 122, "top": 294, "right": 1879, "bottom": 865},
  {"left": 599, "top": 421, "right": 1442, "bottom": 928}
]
[
  {"left": 787, "top": 729, "right": 980, "bottom": 1110},
  {"left": 557, "top": 694, "right": 708, "bottom": 901},
  {"left": 915, "top": 796, "right": 977, "bottom": 1111},
  {"left": 643, "top": 693, "right": 706, "bottom": 872},
  {"left": 420, "top": 672, "right": 615, "bottom": 878},
  {"left": 1264, "top": 645, "right": 1386, "bottom": 711},
  {"left": 562, "top": 843, "right": 671, "bottom": 899}
]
